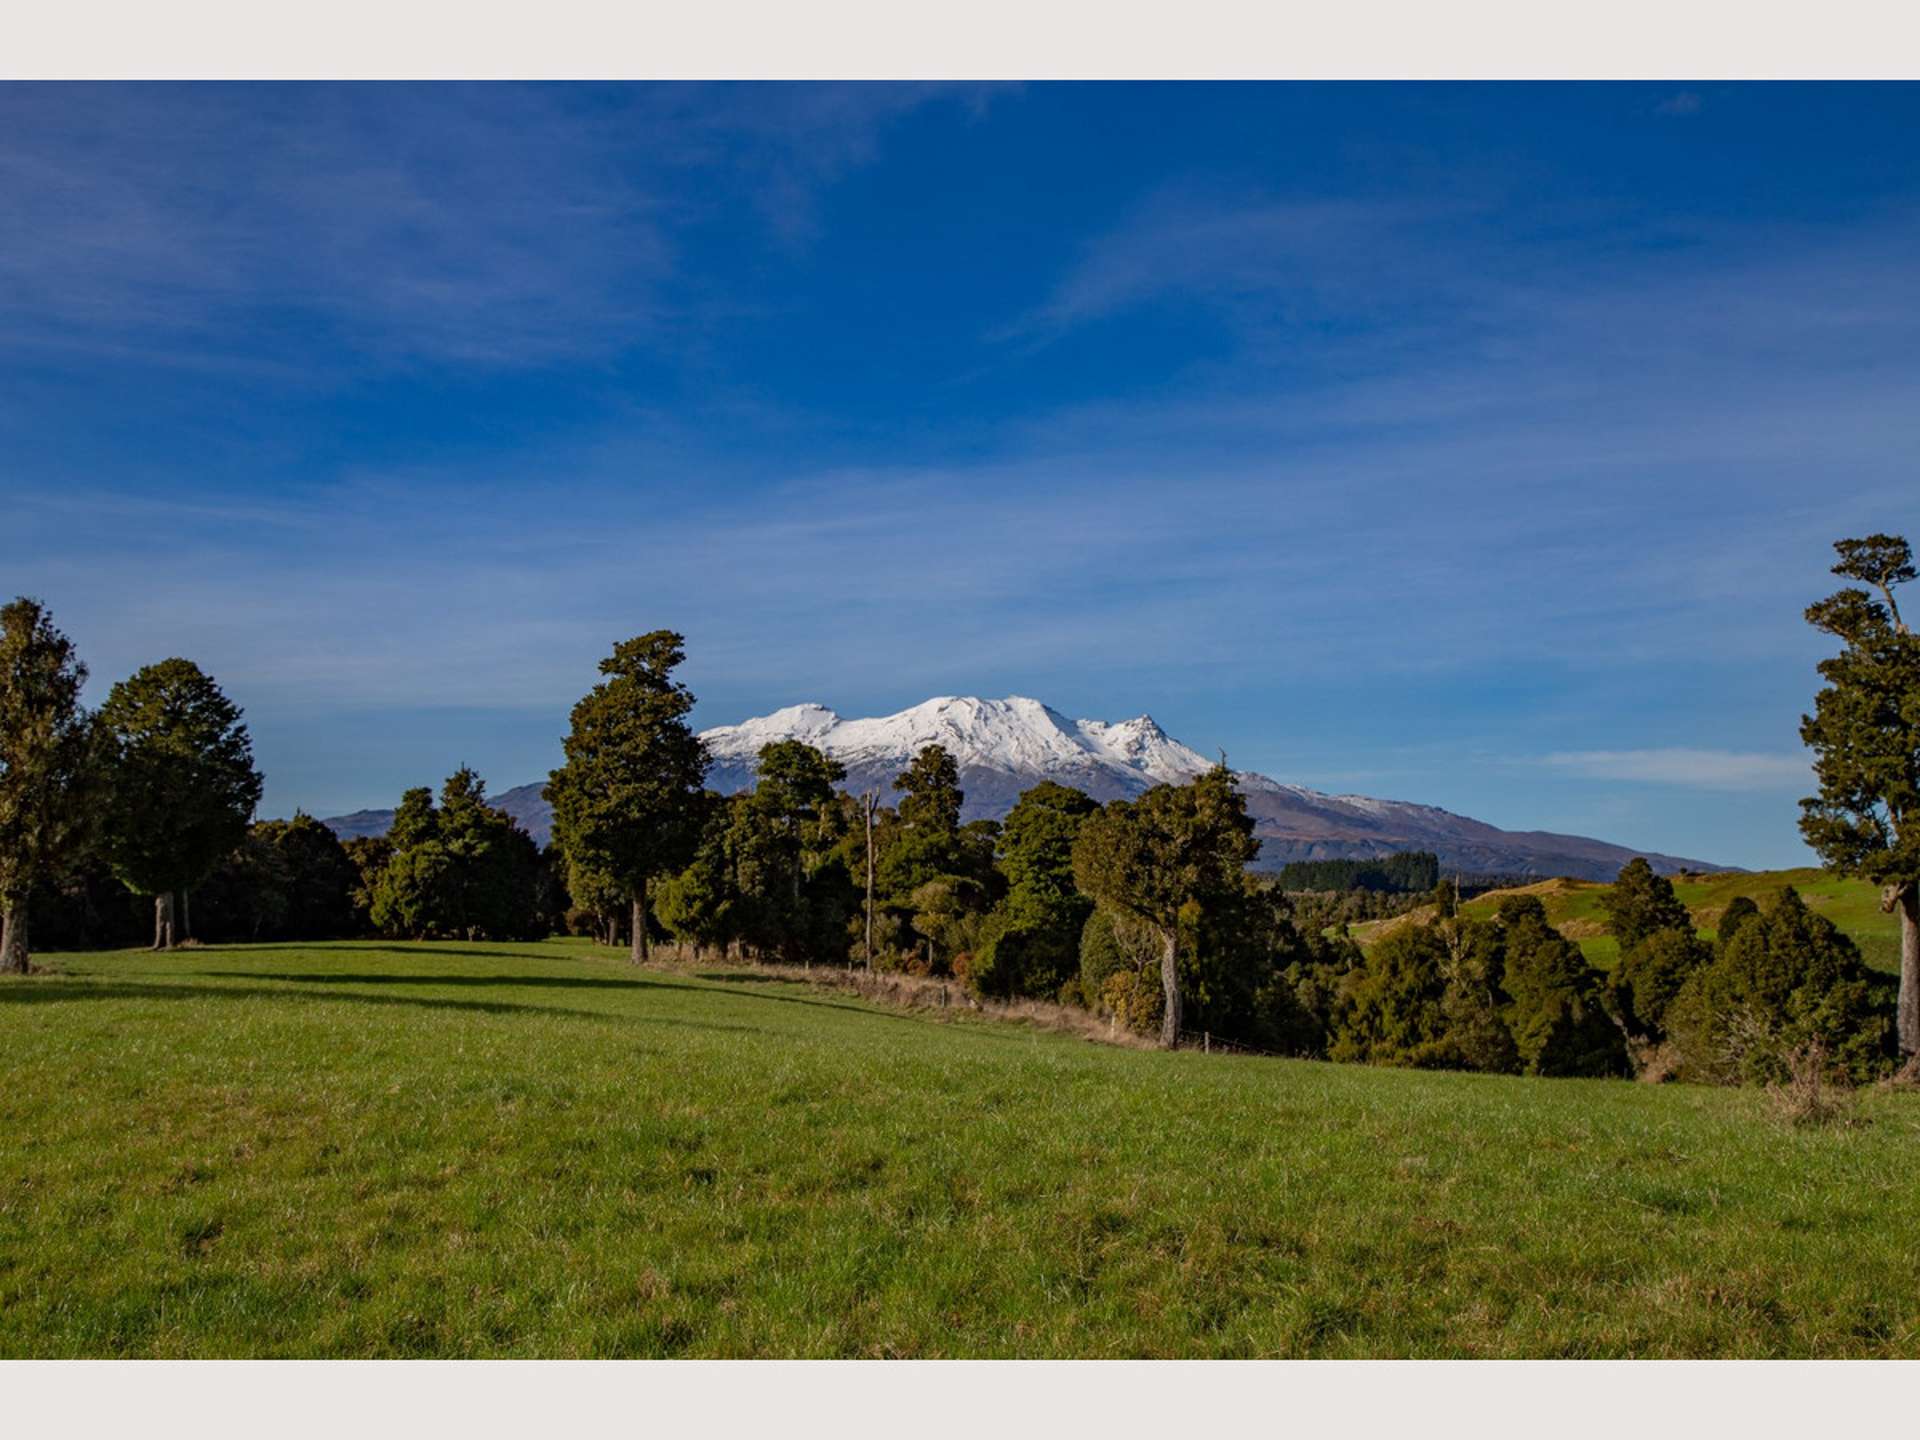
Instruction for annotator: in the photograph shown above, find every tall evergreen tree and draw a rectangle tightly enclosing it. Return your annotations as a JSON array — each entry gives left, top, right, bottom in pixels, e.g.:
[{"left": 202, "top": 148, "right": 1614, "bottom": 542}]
[
  {"left": 1600, "top": 857, "right": 1694, "bottom": 956},
  {"left": 1798, "top": 532, "right": 1920, "bottom": 1057},
  {"left": 1071, "top": 765, "right": 1258, "bottom": 1048},
  {"left": 1715, "top": 894, "right": 1761, "bottom": 948},
  {"left": 99, "top": 658, "right": 262, "bottom": 948},
  {"left": 1, "top": 599, "right": 101, "bottom": 973},
  {"left": 893, "top": 743, "right": 963, "bottom": 833},
  {"left": 731, "top": 741, "right": 849, "bottom": 962},
  {"left": 371, "top": 769, "right": 549, "bottom": 940},
  {"left": 972, "top": 781, "right": 1098, "bottom": 998},
  {"left": 546, "top": 632, "right": 710, "bottom": 964}
]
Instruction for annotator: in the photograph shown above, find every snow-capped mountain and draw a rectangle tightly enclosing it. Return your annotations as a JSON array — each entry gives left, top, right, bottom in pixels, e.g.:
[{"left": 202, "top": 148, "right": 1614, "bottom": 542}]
[
  {"left": 323, "top": 694, "right": 1725, "bottom": 880},
  {"left": 701, "top": 696, "right": 1213, "bottom": 812}
]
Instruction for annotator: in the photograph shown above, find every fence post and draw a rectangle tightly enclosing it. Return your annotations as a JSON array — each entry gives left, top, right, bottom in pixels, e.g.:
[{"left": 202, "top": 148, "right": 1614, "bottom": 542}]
[{"left": 1204, "top": 1031, "right": 1211, "bottom": 1053}]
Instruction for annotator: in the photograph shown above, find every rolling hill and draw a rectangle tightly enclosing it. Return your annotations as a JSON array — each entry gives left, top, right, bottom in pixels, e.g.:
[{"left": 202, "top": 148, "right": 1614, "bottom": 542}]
[{"left": 1350, "top": 867, "right": 1900, "bottom": 973}]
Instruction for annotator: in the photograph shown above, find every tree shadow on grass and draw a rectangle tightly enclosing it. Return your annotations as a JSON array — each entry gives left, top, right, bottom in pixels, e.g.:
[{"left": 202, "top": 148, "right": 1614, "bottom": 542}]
[
  {"left": 679, "top": 974, "right": 1003, "bottom": 1036},
  {"left": 201, "top": 971, "right": 657, "bottom": 991},
  {"left": 0, "top": 978, "right": 763, "bottom": 1035},
  {"left": 202, "top": 967, "right": 951, "bottom": 1036},
  {"left": 193, "top": 943, "right": 579, "bottom": 965}
]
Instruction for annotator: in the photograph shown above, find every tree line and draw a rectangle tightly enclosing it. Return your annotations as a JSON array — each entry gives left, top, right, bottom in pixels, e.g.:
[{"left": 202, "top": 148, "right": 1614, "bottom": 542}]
[
  {"left": 1275, "top": 852, "right": 1442, "bottom": 894},
  {"left": 3, "top": 528, "right": 1916, "bottom": 1075},
  {"left": 0, "top": 605, "right": 264, "bottom": 968}
]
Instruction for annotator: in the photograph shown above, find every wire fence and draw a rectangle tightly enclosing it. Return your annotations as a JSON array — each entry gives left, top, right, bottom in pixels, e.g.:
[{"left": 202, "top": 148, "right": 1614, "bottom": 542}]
[{"left": 1174, "top": 1027, "right": 1289, "bottom": 1059}]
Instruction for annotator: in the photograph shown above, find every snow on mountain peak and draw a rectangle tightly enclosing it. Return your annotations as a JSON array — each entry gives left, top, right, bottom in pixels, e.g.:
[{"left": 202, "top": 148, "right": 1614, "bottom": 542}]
[{"left": 701, "top": 694, "right": 1211, "bottom": 787}]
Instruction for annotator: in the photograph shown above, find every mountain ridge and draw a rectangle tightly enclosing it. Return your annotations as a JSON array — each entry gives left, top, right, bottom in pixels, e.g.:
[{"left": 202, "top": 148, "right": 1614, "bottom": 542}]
[{"left": 321, "top": 694, "right": 1726, "bottom": 880}]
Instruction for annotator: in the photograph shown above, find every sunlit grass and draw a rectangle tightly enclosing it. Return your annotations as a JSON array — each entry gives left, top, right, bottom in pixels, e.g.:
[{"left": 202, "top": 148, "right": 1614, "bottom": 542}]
[{"left": 3, "top": 938, "right": 1917, "bottom": 1357}]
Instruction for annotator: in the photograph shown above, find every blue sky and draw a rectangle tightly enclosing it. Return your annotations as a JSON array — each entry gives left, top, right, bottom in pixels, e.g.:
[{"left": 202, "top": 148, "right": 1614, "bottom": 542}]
[{"left": 5, "top": 82, "right": 1918, "bottom": 869}]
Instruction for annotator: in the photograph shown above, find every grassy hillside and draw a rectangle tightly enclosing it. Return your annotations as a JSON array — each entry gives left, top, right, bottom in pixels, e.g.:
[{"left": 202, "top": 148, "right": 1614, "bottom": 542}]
[
  {"left": 1351, "top": 868, "right": 1901, "bottom": 973},
  {"left": 3, "top": 938, "right": 1918, "bottom": 1357}
]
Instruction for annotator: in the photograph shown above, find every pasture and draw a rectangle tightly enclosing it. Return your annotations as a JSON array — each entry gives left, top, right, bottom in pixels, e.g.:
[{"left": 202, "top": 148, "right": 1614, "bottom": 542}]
[{"left": 3, "top": 938, "right": 1917, "bottom": 1357}]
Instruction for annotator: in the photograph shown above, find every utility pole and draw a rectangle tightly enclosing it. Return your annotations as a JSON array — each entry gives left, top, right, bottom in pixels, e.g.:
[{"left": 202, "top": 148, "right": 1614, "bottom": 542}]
[{"left": 863, "top": 789, "right": 878, "bottom": 971}]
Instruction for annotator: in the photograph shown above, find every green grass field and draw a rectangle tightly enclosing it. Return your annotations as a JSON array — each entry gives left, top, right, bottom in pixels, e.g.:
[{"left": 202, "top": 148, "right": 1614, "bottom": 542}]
[
  {"left": 1352, "top": 867, "right": 1902, "bottom": 974},
  {"left": 4, "top": 938, "right": 1918, "bottom": 1357}
]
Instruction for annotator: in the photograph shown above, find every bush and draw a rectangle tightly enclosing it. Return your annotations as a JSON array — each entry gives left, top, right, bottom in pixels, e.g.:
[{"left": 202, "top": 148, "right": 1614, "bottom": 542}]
[
  {"left": 1607, "top": 927, "right": 1713, "bottom": 1042},
  {"left": 1497, "top": 898, "right": 1627, "bottom": 1078},
  {"left": 1329, "top": 924, "right": 1449, "bottom": 1066},
  {"left": 1715, "top": 894, "right": 1761, "bottom": 947},
  {"left": 1666, "top": 887, "right": 1895, "bottom": 1085}
]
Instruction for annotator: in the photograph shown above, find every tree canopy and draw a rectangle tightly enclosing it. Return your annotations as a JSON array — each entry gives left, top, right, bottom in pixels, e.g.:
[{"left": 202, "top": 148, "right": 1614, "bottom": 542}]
[
  {"left": 546, "top": 631, "right": 710, "bottom": 963},
  {"left": 1071, "top": 765, "right": 1259, "bottom": 1047},
  {"left": 1799, "top": 532, "right": 1920, "bottom": 1056},
  {"left": 0, "top": 598, "right": 100, "bottom": 972},
  {"left": 1599, "top": 858, "right": 1694, "bottom": 955},
  {"left": 98, "top": 657, "right": 262, "bottom": 948}
]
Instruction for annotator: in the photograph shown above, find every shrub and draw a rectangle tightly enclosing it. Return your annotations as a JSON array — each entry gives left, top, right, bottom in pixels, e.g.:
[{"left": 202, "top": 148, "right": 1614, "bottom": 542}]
[
  {"left": 1329, "top": 924, "right": 1449, "bottom": 1065},
  {"left": 1498, "top": 898, "right": 1627, "bottom": 1077},
  {"left": 1666, "top": 887, "right": 1895, "bottom": 1085},
  {"left": 1601, "top": 858, "right": 1693, "bottom": 954},
  {"left": 1715, "top": 894, "right": 1761, "bottom": 947},
  {"left": 1607, "top": 927, "right": 1713, "bottom": 1042}
]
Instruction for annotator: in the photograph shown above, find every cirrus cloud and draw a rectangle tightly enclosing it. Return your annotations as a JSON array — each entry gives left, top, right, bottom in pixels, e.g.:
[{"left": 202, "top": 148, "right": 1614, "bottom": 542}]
[{"left": 1539, "top": 748, "right": 1812, "bottom": 791}]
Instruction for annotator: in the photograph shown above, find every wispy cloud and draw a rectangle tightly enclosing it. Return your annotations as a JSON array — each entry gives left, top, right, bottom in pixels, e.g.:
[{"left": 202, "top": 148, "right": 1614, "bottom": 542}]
[
  {"left": 1539, "top": 749, "right": 1811, "bottom": 791},
  {"left": 1000, "top": 186, "right": 1490, "bottom": 345},
  {"left": 0, "top": 83, "right": 967, "bottom": 370}
]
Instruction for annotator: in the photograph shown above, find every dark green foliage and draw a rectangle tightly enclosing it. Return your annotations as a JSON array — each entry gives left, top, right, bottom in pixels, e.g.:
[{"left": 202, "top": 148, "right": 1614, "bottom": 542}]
[
  {"left": 1276, "top": 851, "right": 1440, "bottom": 894},
  {"left": 546, "top": 631, "right": 710, "bottom": 962},
  {"left": 1667, "top": 887, "right": 1895, "bottom": 1085},
  {"left": 25, "top": 854, "right": 147, "bottom": 951},
  {"left": 1330, "top": 924, "right": 1451, "bottom": 1066},
  {"left": 98, "top": 658, "right": 262, "bottom": 943},
  {"left": 875, "top": 746, "right": 978, "bottom": 911},
  {"left": 1333, "top": 899, "right": 1623, "bottom": 1077},
  {"left": 846, "top": 751, "right": 998, "bottom": 976},
  {"left": 1797, "top": 533, "right": 1920, "bottom": 1056},
  {"left": 369, "top": 768, "right": 549, "bottom": 941},
  {"left": 197, "top": 814, "right": 382, "bottom": 948},
  {"left": 727, "top": 743, "right": 854, "bottom": 965},
  {"left": 653, "top": 748, "right": 861, "bottom": 967},
  {"left": 654, "top": 795, "right": 738, "bottom": 955},
  {"left": 1, "top": 598, "right": 102, "bottom": 971},
  {"left": 1715, "top": 894, "right": 1761, "bottom": 948},
  {"left": 1608, "top": 927, "right": 1713, "bottom": 1043},
  {"left": 193, "top": 830, "right": 293, "bottom": 942},
  {"left": 893, "top": 744, "right": 962, "bottom": 833},
  {"left": 1071, "top": 765, "right": 1260, "bottom": 1046},
  {"left": 1495, "top": 897, "right": 1627, "bottom": 1077},
  {"left": 341, "top": 835, "right": 392, "bottom": 932},
  {"left": 1079, "top": 904, "right": 1149, "bottom": 1004},
  {"left": 256, "top": 813, "right": 359, "bottom": 939},
  {"left": 1601, "top": 858, "right": 1694, "bottom": 955},
  {"left": 971, "top": 782, "right": 1097, "bottom": 999}
]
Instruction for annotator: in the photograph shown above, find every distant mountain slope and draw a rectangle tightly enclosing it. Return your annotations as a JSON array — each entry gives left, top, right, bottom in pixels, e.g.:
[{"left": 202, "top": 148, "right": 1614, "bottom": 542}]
[{"left": 321, "top": 694, "right": 1726, "bottom": 880}]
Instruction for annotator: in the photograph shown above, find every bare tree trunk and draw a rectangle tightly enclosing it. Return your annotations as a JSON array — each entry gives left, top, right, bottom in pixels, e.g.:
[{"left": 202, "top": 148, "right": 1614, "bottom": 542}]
[
  {"left": 153, "top": 892, "right": 176, "bottom": 950},
  {"left": 0, "top": 900, "right": 29, "bottom": 974},
  {"left": 1159, "top": 925, "right": 1182, "bottom": 1050},
  {"left": 628, "top": 875, "right": 653, "bottom": 966},
  {"left": 179, "top": 889, "right": 191, "bottom": 943},
  {"left": 1892, "top": 882, "right": 1919, "bottom": 1058}
]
